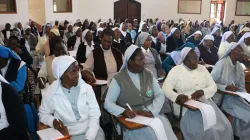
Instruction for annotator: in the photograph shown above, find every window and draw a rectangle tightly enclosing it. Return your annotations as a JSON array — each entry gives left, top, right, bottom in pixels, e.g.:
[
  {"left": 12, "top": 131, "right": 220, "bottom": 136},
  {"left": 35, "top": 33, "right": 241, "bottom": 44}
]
[
  {"left": 0, "top": 0, "right": 16, "bottom": 13},
  {"left": 235, "top": 0, "right": 250, "bottom": 16},
  {"left": 53, "top": 0, "right": 72, "bottom": 13},
  {"left": 178, "top": 0, "right": 202, "bottom": 14}
]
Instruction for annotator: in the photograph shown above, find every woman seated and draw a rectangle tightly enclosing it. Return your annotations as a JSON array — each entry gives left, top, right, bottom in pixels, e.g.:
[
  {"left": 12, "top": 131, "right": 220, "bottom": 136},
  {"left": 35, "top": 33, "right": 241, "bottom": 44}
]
[
  {"left": 162, "top": 42, "right": 195, "bottom": 74},
  {"left": 166, "top": 27, "right": 184, "bottom": 53},
  {"left": 76, "top": 29, "right": 97, "bottom": 63},
  {"left": 211, "top": 27, "right": 222, "bottom": 48},
  {"left": 238, "top": 32, "right": 250, "bottom": 58},
  {"left": 0, "top": 46, "right": 26, "bottom": 92},
  {"left": 163, "top": 47, "right": 233, "bottom": 140},
  {"left": 218, "top": 31, "right": 235, "bottom": 58},
  {"left": 36, "top": 23, "right": 52, "bottom": 54},
  {"left": 82, "top": 29, "right": 123, "bottom": 83},
  {"left": 67, "top": 27, "right": 82, "bottom": 51},
  {"left": 63, "top": 24, "right": 73, "bottom": 45},
  {"left": 104, "top": 45, "right": 178, "bottom": 140},
  {"left": 94, "top": 28, "right": 104, "bottom": 46},
  {"left": 38, "top": 37, "right": 67, "bottom": 88},
  {"left": 198, "top": 35, "right": 219, "bottom": 65},
  {"left": 0, "top": 75, "right": 29, "bottom": 140},
  {"left": 137, "top": 32, "right": 161, "bottom": 78},
  {"left": 149, "top": 25, "right": 166, "bottom": 54},
  {"left": 186, "top": 31, "right": 202, "bottom": 47},
  {"left": 39, "top": 55, "right": 105, "bottom": 140},
  {"left": 112, "top": 27, "right": 127, "bottom": 54},
  {"left": 119, "top": 22, "right": 132, "bottom": 47}
]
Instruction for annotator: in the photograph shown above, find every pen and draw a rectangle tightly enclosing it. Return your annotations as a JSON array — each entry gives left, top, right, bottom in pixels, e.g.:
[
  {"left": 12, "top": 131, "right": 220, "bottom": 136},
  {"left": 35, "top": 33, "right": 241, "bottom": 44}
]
[
  {"left": 232, "top": 80, "right": 235, "bottom": 86},
  {"left": 40, "top": 77, "right": 45, "bottom": 86},
  {"left": 126, "top": 103, "right": 133, "bottom": 112},
  {"left": 201, "top": 58, "right": 204, "bottom": 62},
  {"left": 56, "top": 119, "right": 62, "bottom": 128}
]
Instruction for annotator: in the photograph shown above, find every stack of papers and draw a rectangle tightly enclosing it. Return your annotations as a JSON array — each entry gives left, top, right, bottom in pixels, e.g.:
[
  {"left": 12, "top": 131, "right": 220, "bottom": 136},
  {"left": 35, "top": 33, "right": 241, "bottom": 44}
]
[
  {"left": 184, "top": 100, "right": 216, "bottom": 131},
  {"left": 125, "top": 115, "right": 154, "bottom": 125},
  {"left": 221, "top": 90, "right": 250, "bottom": 103},
  {"left": 37, "top": 128, "right": 64, "bottom": 140}
]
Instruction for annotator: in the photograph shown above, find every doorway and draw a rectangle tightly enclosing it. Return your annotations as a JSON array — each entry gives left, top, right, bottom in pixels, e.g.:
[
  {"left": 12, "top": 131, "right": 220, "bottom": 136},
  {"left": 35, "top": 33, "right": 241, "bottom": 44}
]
[
  {"left": 210, "top": 0, "right": 225, "bottom": 24},
  {"left": 114, "top": 0, "right": 141, "bottom": 23}
]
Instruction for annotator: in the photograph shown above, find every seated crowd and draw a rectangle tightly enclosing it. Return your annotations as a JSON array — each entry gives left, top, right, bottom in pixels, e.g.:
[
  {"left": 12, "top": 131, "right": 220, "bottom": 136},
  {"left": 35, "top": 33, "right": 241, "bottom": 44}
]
[{"left": 1, "top": 18, "right": 250, "bottom": 140}]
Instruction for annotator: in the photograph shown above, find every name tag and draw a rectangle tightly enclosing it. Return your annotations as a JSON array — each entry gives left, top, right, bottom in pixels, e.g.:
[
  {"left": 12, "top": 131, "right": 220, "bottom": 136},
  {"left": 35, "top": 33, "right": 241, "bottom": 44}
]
[{"left": 146, "top": 86, "right": 153, "bottom": 97}]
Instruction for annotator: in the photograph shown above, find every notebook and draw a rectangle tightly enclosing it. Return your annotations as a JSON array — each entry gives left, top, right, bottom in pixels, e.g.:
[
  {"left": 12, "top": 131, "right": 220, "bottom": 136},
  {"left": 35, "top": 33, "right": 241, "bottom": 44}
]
[{"left": 37, "top": 128, "right": 64, "bottom": 140}]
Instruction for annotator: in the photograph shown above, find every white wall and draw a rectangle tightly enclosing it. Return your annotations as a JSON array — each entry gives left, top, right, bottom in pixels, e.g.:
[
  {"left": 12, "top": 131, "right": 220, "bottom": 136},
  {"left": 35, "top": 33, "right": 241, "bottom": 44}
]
[{"left": 0, "top": 0, "right": 29, "bottom": 30}]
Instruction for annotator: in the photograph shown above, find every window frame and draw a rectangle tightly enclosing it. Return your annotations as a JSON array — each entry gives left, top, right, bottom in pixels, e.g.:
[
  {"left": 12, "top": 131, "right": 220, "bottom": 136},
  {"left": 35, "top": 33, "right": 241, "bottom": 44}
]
[
  {"left": 235, "top": 0, "right": 250, "bottom": 16},
  {"left": 0, "top": 0, "right": 17, "bottom": 14},
  {"left": 53, "top": 0, "right": 72, "bottom": 13},
  {"left": 177, "top": 0, "right": 202, "bottom": 14}
]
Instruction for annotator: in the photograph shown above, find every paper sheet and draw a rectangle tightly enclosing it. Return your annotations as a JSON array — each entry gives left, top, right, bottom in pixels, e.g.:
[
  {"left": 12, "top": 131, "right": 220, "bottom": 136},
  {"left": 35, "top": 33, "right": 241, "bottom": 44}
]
[
  {"left": 221, "top": 90, "right": 250, "bottom": 103},
  {"left": 125, "top": 115, "right": 154, "bottom": 125},
  {"left": 41, "top": 83, "right": 49, "bottom": 96},
  {"left": 93, "top": 80, "right": 108, "bottom": 85},
  {"left": 204, "top": 64, "right": 214, "bottom": 68},
  {"left": 184, "top": 100, "right": 216, "bottom": 131},
  {"left": 68, "top": 51, "right": 77, "bottom": 57},
  {"left": 37, "top": 128, "right": 64, "bottom": 140}
]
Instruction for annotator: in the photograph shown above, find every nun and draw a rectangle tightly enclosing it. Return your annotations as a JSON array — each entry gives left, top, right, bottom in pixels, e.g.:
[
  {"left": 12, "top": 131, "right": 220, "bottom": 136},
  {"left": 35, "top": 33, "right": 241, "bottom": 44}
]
[
  {"left": 166, "top": 27, "right": 184, "bottom": 53},
  {"left": 211, "top": 27, "right": 222, "bottom": 48},
  {"left": 23, "top": 25, "right": 38, "bottom": 52},
  {"left": 112, "top": 27, "right": 127, "bottom": 54},
  {"left": 238, "top": 32, "right": 250, "bottom": 58},
  {"left": 185, "top": 31, "right": 202, "bottom": 47},
  {"left": 104, "top": 45, "right": 178, "bottom": 140},
  {"left": 35, "top": 23, "right": 52, "bottom": 53},
  {"left": 149, "top": 25, "right": 166, "bottom": 53},
  {"left": 134, "top": 21, "right": 148, "bottom": 45},
  {"left": 0, "top": 75, "right": 29, "bottom": 140},
  {"left": 76, "top": 29, "right": 97, "bottom": 63},
  {"left": 94, "top": 28, "right": 104, "bottom": 46},
  {"left": 198, "top": 35, "right": 219, "bottom": 65},
  {"left": 162, "top": 42, "right": 195, "bottom": 74},
  {"left": 211, "top": 42, "right": 250, "bottom": 139},
  {"left": 218, "top": 31, "right": 235, "bottom": 58},
  {"left": 67, "top": 27, "right": 82, "bottom": 51},
  {"left": 137, "top": 32, "right": 161, "bottom": 78},
  {"left": 119, "top": 22, "right": 132, "bottom": 47},
  {"left": 39, "top": 55, "right": 105, "bottom": 140},
  {"left": 163, "top": 47, "right": 233, "bottom": 140},
  {"left": 63, "top": 24, "right": 73, "bottom": 45}
]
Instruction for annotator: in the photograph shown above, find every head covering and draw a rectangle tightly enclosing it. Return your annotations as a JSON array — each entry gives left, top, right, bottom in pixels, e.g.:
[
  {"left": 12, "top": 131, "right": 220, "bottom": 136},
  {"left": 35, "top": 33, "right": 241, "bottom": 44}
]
[
  {"left": 171, "top": 42, "right": 195, "bottom": 65},
  {"left": 65, "top": 24, "right": 72, "bottom": 32},
  {"left": 112, "top": 27, "right": 119, "bottom": 31},
  {"left": 229, "top": 24, "right": 236, "bottom": 30},
  {"left": 82, "top": 29, "right": 91, "bottom": 42},
  {"left": 119, "top": 22, "right": 127, "bottom": 37},
  {"left": 167, "top": 27, "right": 178, "bottom": 38},
  {"left": 10, "top": 28, "right": 22, "bottom": 40},
  {"left": 138, "top": 21, "right": 146, "bottom": 32},
  {"left": 199, "top": 35, "right": 214, "bottom": 45},
  {"left": 148, "top": 25, "right": 156, "bottom": 35},
  {"left": 186, "top": 30, "right": 202, "bottom": 40},
  {"left": 211, "top": 27, "right": 220, "bottom": 35},
  {"left": 238, "top": 32, "right": 250, "bottom": 47},
  {"left": 24, "top": 25, "right": 31, "bottom": 31},
  {"left": 220, "top": 42, "right": 240, "bottom": 60},
  {"left": 96, "top": 28, "right": 104, "bottom": 36},
  {"left": 0, "top": 45, "right": 20, "bottom": 60},
  {"left": 42, "top": 23, "right": 52, "bottom": 36},
  {"left": 120, "top": 45, "right": 139, "bottom": 71},
  {"left": 136, "top": 32, "right": 150, "bottom": 46},
  {"left": 179, "top": 47, "right": 193, "bottom": 64},
  {"left": 73, "top": 26, "right": 80, "bottom": 34},
  {"left": 156, "top": 21, "right": 162, "bottom": 31},
  {"left": 50, "top": 29, "right": 60, "bottom": 36},
  {"left": 176, "top": 42, "right": 196, "bottom": 51},
  {"left": 221, "top": 31, "right": 233, "bottom": 43},
  {"left": 238, "top": 27, "right": 250, "bottom": 35}
]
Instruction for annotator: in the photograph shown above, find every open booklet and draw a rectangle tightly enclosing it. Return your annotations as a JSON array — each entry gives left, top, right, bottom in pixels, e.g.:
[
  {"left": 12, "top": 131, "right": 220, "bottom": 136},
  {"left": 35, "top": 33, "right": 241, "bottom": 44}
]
[
  {"left": 184, "top": 100, "right": 216, "bottom": 131},
  {"left": 37, "top": 128, "right": 64, "bottom": 140},
  {"left": 221, "top": 90, "right": 250, "bottom": 103}
]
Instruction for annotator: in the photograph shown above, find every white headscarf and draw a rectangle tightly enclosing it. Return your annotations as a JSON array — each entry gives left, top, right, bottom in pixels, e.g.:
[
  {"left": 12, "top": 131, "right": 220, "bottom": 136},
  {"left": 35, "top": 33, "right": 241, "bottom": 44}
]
[
  {"left": 186, "top": 30, "right": 202, "bottom": 40},
  {"left": 24, "top": 25, "right": 31, "bottom": 31},
  {"left": 136, "top": 32, "right": 151, "bottom": 47},
  {"left": 211, "top": 27, "right": 220, "bottom": 35},
  {"left": 179, "top": 47, "right": 193, "bottom": 64},
  {"left": 119, "top": 22, "right": 127, "bottom": 37},
  {"left": 221, "top": 31, "right": 233, "bottom": 43},
  {"left": 96, "top": 28, "right": 104, "bottom": 37},
  {"left": 220, "top": 42, "right": 240, "bottom": 60},
  {"left": 199, "top": 35, "right": 214, "bottom": 45},
  {"left": 120, "top": 45, "right": 139, "bottom": 71},
  {"left": 65, "top": 24, "right": 72, "bottom": 32},
  {"left": 73, "top": 26, "right": 80, "bottom": 34},
  {"left": 229, "top": 24, "right": 236, "bottom": 31},
  {"left": 50, "top": 28, "right": 60, "bottom": 36},
  {"left": 138, "top": 21, "right": 146, "bottom": 32},
  {"left": 82, "top": 29, "right": 90, "bottom": 42},
  {"left": 238, "top": 32, "right": 250, "bottom": 47},
  {"left": 112, "top": 27, "right": 119, "bottom": 31},
  {"left": 167, "top": 27, "right": 178, "bottom": 38}
]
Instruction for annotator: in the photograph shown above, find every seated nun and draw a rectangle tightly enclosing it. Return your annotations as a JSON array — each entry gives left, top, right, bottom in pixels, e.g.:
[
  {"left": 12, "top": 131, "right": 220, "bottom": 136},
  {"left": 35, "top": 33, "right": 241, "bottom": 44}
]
[
  {"left": 0, "top": 75, "right": 29, "bottom": 140},
  {"left": 67, "top": 27, "right": 82, "bottom": 51},
  {"left": 94, "top": 28, "right": 104, "bottom": 46},
  {"left": 38, "top": 37, "right": 67, "bottom": 88},
  {"left": 149, "top": 25, "right": 166, "bottom": 54},
  {"left": 211, "top": 27, "right": 222, "bottom": 48},
  {"left": 198, "top": 35, "right": 219, "bottom": 65},
  {"left": 162, "top": 42, "right": 195, "bottom": 74},
  {"left": 127, "top": 23, "right": 136, "bottom": 42},
  {"left": 36, "top": 23, "right": 52, "bottom": 54},
  {"left": 76, "top": 29, "right": 97, "bottom": 63},
  {"left": 119, "top": 22, "right": 132, "bottom": 47},
  {"left": 166, "top": 27, "right": 184, "bottom": 53},
  {"left": 0, "top": 46, "right": 26, "bottom": 92},
  {"left": 104, "top": 45, "right": 178, "bottom": 140},
  {"left": 39, "top": 55, "right": 105, "bottom": 140},
  {"left": 134, "top": 21, "right": 148, "bottom": 45},
  {"left": 238, "top": 32, "right": 250, "bottom": 58},
  {"left": 185, "top": 31, "right": 202, "bottom": 47},
  {"left": 63, "top": 24, "right": 73, "bottom": 45},
  {"left": 162, "top": 47, "right": 233, "bottom": 140},
  {"left": 211, "top": 42, "right": 250, "bottom": 139},
  {"left": 82, "top": 29, "right": 123, "bottom": 83},
  {"left": 137, "top": 32, "right": 161, "bottom": 78},
  {"left": 218, "top": 31, "right": 235, "bottom": 58},
  {"left": 112, "top": 27, "right": 127, "bottom": 54}
]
